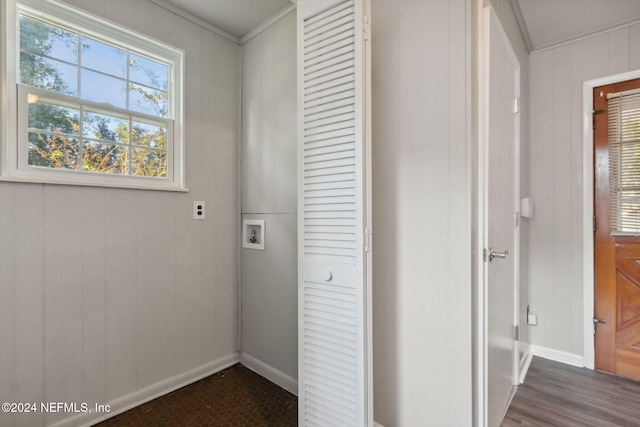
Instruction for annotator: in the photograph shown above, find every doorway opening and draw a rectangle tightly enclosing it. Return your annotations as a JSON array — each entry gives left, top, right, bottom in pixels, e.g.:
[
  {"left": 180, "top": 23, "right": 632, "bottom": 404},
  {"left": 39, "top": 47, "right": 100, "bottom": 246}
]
[
  {"left": 593, "top": 77, "right": 640, "bottom": 381},
  {"left": 582, "top": 69, "right": 640, "bottom": 371}
]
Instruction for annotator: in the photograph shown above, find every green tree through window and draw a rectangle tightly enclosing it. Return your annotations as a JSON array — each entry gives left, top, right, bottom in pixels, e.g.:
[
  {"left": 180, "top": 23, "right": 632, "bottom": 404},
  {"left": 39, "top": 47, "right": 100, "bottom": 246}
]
[{"left": 20, "top": 14, "right": 169, "bottom": 178}]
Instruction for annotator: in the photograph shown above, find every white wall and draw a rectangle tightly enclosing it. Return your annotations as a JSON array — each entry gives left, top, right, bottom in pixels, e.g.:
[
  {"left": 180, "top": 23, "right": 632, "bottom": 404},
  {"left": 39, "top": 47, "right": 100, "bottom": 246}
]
[
  {"left": 239, "top": 10, "right": 298, "bottom": 392},
  {"left": 0, "top": 1, "right": 240, "bottom": 426},
  {"left": 528, "top": 23, "right": 640, "bottom": 356},
  {"left": 371, "top": 0, "right": 472, "bottom": 425}
]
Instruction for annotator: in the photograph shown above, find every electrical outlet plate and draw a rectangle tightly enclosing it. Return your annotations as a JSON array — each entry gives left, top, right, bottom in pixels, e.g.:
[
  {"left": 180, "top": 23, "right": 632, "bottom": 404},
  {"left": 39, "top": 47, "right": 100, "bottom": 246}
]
[{"left": 193, "top": 201, "right": 205, "bottom": 220}]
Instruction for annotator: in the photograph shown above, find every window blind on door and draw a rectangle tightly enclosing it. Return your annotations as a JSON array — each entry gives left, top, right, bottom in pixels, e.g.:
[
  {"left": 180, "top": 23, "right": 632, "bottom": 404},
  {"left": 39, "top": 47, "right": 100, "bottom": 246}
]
[{"left": 608, "top": 90, "right": 640, "bottom": 235}]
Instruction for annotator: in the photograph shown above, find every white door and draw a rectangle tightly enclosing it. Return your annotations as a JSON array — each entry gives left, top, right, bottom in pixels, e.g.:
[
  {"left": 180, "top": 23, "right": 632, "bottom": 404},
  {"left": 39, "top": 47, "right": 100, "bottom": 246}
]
[
  {"left": 296, "top": 0, "right": 372, "bottom": 426},
  {"left": 483, "top": 7, "right": 520, "bottom": 427}
]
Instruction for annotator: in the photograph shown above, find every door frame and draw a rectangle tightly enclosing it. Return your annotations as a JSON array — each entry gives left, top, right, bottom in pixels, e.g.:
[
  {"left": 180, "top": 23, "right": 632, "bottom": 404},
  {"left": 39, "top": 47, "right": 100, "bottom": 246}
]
[
  {"left": 476, "top": 5, "right": 521, "bottom": 426},
  {"left": 582, "top": 69, "right": 640, "bottom": 370}
]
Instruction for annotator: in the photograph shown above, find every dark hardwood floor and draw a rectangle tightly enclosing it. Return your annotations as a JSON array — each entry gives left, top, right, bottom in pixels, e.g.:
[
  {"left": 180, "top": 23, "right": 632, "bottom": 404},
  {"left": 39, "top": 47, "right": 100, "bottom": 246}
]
[{"left": 502, "top": 356, "right": 640, "bottom": 426}]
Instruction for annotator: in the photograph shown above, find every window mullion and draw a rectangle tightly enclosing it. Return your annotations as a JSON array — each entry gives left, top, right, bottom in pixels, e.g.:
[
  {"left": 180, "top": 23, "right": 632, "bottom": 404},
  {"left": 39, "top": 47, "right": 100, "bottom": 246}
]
[
  {"left": 126, "top": 51, "right": 131, "bottom": 111},
  {"left": 128, "top": 115, "right": 133, "bottom": 176},
  {"left": 78, "top": 105, "right": 84, "bottom": 171}
]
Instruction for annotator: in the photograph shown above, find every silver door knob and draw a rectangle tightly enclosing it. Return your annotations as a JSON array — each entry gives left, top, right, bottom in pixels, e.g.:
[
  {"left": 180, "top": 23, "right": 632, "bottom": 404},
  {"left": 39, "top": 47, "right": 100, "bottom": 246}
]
[{"left": 489, "top": 248, "right": 509, "bottom": 262}]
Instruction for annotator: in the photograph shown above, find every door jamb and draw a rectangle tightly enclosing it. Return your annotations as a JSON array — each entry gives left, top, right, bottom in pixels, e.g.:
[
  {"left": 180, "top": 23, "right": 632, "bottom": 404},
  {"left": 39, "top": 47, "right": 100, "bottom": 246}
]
[{"left": 582, "top": 69, "right": 640, "bottom": 370}]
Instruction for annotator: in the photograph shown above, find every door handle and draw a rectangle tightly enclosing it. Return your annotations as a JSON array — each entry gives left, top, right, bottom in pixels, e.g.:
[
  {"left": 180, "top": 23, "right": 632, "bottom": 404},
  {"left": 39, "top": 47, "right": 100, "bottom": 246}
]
[{"left": 489, "top": 248, "right": 509, "bottom": 262}]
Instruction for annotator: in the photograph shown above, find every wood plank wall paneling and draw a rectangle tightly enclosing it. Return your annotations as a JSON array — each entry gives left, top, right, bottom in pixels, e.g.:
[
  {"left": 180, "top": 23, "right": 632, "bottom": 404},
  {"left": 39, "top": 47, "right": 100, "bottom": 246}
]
[
  {"left": 239, "top": 10, "right": 298, "bottom": 386},
  {"left": 528, "top": 23, "right": 640, "bottom": 355},
  {"left": 0, "top": 0, "right": 240, "bottom": 425},
  {"left": 213, "top": 34, "right": 241, "bottom": 360},
  {"left": 14, "top": 185, "right": 46, "bottom": 427},
  {"left": 274, "top": 13, "right": 297, "bottom": 215},
  {"left": 371, "top": 0, "right": 399, "bottom": 424},
  {"left": 241, "top": 11, "right": 297, "bottom": 216},
  {"left": 81, "top": 187, "right": 107, "bottom": 410},
  {"left": 0, "top": 184, "right": 14, "bottom": 427},
  {"left": 105, "top": 189, "right": 137, "bottom": 402},
  {"left": 371, "top": 0, "right": 472, "bottom": 425},
  {"left": 42, "top": 186, "right": 83, "bottom": 426}
]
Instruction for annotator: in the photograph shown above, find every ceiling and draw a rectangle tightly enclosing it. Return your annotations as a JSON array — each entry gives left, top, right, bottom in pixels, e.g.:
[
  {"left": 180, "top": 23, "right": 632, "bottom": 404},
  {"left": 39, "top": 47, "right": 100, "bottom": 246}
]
[
  {"left": 516, "top": 0, "right": 640, "bottom": 51},
  {"left": 160, "top": 0, "right": 292, "bottom": 39},
  {"left": 157, "top": 0, "right": 640, "bottom": 50}
]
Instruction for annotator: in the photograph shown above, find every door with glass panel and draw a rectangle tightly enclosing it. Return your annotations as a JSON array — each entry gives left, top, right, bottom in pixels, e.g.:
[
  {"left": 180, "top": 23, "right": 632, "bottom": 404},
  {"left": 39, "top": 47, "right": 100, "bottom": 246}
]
[{"left": 594, "top": 78, "right": 640, "bottom": 381}]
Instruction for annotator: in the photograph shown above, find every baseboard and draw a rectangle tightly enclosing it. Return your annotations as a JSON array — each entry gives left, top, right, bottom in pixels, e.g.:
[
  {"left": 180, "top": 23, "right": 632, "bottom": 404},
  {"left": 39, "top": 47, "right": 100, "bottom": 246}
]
[
  {"left": 52, "top": 353, "right": 240, "bottom": 427},
  {"left": 530, "top": 345, "right": 584, "bottom": 367},
  {"left": 374, "top": 422, "right": 385, "bottom": 427},
  {"left": 240, "top": 352, "right": 298, "bottom": 396},
  {"left": 519, "top": 349, "right": 533, "bottom": 384}
]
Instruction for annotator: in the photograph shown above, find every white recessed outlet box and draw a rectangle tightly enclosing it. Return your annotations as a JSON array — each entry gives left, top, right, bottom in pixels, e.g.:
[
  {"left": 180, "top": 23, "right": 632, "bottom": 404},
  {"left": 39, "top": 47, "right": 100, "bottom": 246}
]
[
  {"left": 193, "top": 201, "right": 205, "bottom": 220},
  {"left": 243, "top": 219, "right": 265, "bottom": 250}
]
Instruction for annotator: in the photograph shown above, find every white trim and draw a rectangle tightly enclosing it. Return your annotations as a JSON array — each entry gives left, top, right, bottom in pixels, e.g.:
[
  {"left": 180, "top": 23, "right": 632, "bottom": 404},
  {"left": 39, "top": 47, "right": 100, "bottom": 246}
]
[
  {"left": 239, "top": 352, "right": 298, "bottom": 396},
  {"left": 582, "top": 69, "right": 640, "bottom": 372},
  {"left": 509, "top": 0, "right": 533, "bottom": 53},
  {"left": 518, "top": 347, "right": 533, "bottom": 384},
  {"left": 0, "top": 0, "right": 12, "bottom": 177},
  {"left": 474, "top": 0, "right": 487, "bottom": 424},
  {"left": 374, "top": 423, "right": 385, "bottom": 427},
  {"left": 240, "top": 4, "right": 297, "bottom": 45},
  {"left": 146, "top": 0, "right": 240, "bottom": 44},
  {"left": 50, "top": 353, "right": 240, "bottom": 427},
  {"left": 532, "top": 17, "right": 640, "bottom": 54},
  {"left": 530, "top": 345, "right": 584, "bottom": 367}
]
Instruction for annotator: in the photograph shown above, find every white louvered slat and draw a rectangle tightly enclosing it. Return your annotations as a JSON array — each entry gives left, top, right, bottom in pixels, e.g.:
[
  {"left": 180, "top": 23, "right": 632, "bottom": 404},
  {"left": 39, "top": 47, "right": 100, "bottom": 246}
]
[
  {"left": 305, "top": 112, "right": 356, "bottom": 131},
  {"left": 304, "top": 136, "right": 355, "bottom": 152},
  {"left": 305, "top": 86, "right": 355, "bottom": 110},
  {"left": 306, "top": 110, "right": 355, "bottom": 129},
  {"left": 305, "top": 97, "right": 354, "bottom": 117},
  {"left": 298, "top": 0, "right": 371, "bottom": 425}
]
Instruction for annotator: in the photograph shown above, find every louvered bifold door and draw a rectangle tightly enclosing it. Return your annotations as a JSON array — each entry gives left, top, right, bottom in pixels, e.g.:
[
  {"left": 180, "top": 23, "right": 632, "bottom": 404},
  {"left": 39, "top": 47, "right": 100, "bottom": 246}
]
[{"left": 297, "top": 0, "right": 372, "bottom": 426}]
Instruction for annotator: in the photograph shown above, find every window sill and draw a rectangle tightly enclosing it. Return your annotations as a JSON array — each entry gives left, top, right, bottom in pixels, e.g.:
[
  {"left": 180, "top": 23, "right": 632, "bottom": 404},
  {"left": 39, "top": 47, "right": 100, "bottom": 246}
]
[{"left": 0, "top": 174, "right": 189, "bottom": 192}]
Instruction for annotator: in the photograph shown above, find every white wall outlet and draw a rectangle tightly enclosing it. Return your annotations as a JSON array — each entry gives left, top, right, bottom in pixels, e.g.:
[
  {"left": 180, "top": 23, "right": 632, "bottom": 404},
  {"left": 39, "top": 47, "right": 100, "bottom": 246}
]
[
  {"left": 527, "top": 313, "right": 538, "bottom": 326},
  {"left": 193, "top": 201, "right": 205, "bottom": 220}
]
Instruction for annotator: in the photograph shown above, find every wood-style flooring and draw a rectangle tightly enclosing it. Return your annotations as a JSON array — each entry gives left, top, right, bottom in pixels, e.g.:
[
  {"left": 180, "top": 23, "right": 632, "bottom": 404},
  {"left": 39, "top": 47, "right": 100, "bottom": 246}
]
[{"left": 502, "top": 356, "right": 640, "bottom": 426}]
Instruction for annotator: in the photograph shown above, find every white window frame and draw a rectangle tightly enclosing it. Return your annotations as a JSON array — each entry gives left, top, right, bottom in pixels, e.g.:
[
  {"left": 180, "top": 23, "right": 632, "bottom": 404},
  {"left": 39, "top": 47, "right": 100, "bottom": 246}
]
[{"left": 1, "top": 0, "right": 186, "bottom": 191}]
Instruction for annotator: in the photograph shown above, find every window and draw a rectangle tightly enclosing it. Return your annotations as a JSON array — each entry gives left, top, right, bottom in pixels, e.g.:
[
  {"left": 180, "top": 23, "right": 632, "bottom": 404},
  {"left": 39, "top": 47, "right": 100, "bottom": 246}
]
[
  {"left": 2, "top": 0, "right": 185, "bottom": 191},
  {"left": 608, "top": 89, "right": 640, "bottom": 234}
]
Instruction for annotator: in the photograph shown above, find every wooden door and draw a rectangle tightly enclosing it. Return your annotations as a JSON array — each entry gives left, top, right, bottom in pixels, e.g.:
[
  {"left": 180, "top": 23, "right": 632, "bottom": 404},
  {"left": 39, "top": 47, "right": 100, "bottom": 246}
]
[
  {"left": 296, "top": 0, "right": 373, "bottom": 425},
  {"left": 484, "top": 7, "right": 520, "bottom": 427},
  {"left": 594, "top": 78, "right": 640, "bottom": 381}
]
